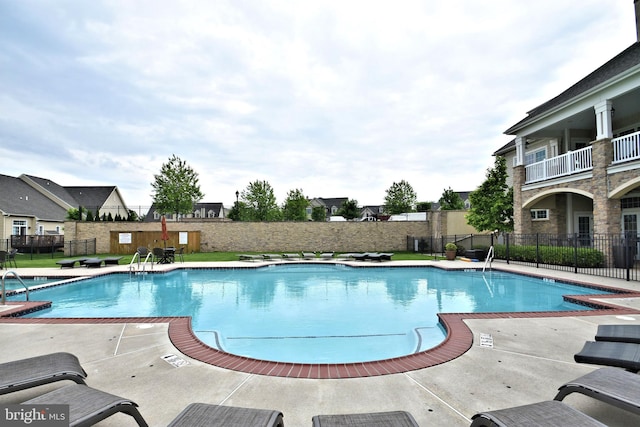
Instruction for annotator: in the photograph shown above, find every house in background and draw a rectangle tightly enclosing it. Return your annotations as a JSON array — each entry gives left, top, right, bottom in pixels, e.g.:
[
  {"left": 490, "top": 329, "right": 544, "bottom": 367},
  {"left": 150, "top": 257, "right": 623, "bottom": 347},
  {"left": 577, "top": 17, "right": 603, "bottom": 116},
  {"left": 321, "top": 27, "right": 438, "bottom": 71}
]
[
  {"left": 430, "top": 191, "right": 473, "bottom": 211},
  {"left": 144, "top": 202, "right": 226, "bottom": 222},
  {"left": 497, "top": 1, "right": 640, "bottom": 247},
  {"left": 23, "top": 175, "right": 129, "bottom": 220},
  {"left": 308, "top": 197, "right": 348, "bottom": 220},
  {"left": 360, "top": 205, "right": 387, "bottom": 221},
  {"left": 0, "top": 174, "right": 129, "bottom": 243}
]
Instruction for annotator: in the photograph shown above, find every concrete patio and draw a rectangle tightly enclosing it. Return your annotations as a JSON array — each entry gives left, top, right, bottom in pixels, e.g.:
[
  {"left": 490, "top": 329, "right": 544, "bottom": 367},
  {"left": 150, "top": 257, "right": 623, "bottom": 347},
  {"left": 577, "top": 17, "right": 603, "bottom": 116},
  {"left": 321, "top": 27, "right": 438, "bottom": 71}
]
[{"left": 2, "top": 260, "right": 640, "bottom": 426}]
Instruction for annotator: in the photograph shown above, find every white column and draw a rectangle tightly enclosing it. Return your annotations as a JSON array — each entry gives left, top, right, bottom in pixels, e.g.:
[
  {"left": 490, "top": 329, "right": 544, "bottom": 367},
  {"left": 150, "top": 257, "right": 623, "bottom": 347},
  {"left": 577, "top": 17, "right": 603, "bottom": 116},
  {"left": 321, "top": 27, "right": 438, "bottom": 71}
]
[
  {"left": 515, "top": 136, "right": 525, "bottom": 166},
  {"left": 594, "top": 100, "right": 613, "bottom": 139}
]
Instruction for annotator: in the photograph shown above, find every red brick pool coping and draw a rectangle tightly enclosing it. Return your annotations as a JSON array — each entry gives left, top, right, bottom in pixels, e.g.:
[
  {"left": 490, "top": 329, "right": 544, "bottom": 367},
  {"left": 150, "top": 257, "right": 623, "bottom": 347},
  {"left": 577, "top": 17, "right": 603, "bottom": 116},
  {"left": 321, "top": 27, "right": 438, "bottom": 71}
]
[{"left": 2, "top": 272, "right": 640, "bottom": 379}]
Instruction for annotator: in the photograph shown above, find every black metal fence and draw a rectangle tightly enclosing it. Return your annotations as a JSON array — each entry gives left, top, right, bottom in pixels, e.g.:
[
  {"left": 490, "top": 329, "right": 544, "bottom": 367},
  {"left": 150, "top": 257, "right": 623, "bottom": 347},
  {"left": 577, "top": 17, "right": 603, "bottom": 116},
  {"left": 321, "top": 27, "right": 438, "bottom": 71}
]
[
  {"left": 9, "top": 235, "right": 64, "bottom": 256},
  {"left": 1, "top": 237, "right": 96, "bottom": 259},
  {"left": 407, "top": 234, "right": 493, "bottom": 255},
  {"left": 409, "top": 233, "right": 640, "bottom": 282},
  {"left": 65, "top": 238, "right": 97, "bottom": 257}
]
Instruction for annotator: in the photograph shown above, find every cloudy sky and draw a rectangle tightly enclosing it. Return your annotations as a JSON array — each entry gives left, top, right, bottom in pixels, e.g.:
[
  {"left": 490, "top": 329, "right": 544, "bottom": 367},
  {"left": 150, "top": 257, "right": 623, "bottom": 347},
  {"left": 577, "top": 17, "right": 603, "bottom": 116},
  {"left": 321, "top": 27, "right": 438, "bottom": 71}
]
[{"left": 1, "top": 1, "right": 637, "bottom": 211}]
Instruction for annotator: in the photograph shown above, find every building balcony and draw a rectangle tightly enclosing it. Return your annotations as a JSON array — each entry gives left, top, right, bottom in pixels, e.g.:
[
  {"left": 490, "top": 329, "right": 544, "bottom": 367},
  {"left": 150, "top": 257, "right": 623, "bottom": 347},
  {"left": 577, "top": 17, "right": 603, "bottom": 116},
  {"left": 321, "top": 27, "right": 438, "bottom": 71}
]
[{"left": 524, "top": 130, "right": 640, "bottom": 184}]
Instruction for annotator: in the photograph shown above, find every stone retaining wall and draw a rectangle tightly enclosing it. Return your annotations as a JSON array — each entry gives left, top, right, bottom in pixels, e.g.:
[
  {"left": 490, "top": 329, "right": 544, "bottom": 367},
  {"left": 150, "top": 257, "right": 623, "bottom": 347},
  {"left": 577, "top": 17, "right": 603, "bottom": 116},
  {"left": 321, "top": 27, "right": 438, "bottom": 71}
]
[{"left": 64, "top": 220, "right": 431, "bottom": 254}]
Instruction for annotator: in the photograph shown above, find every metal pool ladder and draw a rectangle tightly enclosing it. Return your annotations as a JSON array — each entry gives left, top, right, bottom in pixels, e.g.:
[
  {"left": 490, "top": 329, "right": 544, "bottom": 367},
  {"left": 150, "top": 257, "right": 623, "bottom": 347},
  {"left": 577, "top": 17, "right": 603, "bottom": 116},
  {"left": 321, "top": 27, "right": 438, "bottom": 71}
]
[
  {"left": 482, "top": 246, "right": 494, "bottom": 273},
  {"left": 129, "top": 251, "right": 153, "bottom": 274},
  {"left": 1, "top": 270, "right": 29, "bottom": 305}
]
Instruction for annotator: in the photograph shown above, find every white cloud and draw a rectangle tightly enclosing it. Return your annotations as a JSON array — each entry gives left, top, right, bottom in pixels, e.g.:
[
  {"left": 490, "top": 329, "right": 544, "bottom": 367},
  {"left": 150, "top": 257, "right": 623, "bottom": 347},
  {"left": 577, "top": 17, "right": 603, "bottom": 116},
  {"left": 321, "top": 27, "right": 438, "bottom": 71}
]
[{"left": 0, "top": 0, "right": 636, "bottom": 209}]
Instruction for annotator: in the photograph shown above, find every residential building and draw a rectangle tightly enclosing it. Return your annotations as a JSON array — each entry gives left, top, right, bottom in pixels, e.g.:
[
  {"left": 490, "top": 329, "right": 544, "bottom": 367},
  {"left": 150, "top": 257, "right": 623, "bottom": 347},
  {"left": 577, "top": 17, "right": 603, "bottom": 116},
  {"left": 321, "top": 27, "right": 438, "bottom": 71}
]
[
  {"left": 144, "top": 202, "right": 226, "bottom": 221},
  {"left": 360, "top": 205, "right": 386, "bottom": 221},
  {"left": 497, "top": 1, "right": 640, "bottom": 249},
  {"left": 431, "top": 191, "right": 473, "bottom": 211},
  {"left": 0, "top": 174, "right": 128, "bottom": 242},
  {"left": 308, "top": 197, "right": 348, "bottom": 220}
]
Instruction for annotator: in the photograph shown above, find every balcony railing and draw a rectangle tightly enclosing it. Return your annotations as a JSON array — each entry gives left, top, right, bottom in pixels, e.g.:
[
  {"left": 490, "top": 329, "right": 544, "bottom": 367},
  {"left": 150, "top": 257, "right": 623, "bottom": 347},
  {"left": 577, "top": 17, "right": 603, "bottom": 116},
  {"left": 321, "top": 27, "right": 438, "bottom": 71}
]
[
  {"left": 524, "top": 131, "right": 640, "bottom": 184},
  {"left": 613, "top": 130, "right": 640, "bottom": 164},
  {"left": 525, "top": 146, "right": 593, "bottom": 183}
]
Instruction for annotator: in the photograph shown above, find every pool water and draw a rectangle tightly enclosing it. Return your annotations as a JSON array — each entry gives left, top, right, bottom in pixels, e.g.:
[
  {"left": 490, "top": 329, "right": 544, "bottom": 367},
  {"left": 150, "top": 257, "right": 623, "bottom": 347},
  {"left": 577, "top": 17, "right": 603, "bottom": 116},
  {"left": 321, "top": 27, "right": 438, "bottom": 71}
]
[
  {"left": 14, "top": 265, "right": 610, "bottom": 363},
  {"left": 1, "top": 277, "right": 64, "bottom": 292}
]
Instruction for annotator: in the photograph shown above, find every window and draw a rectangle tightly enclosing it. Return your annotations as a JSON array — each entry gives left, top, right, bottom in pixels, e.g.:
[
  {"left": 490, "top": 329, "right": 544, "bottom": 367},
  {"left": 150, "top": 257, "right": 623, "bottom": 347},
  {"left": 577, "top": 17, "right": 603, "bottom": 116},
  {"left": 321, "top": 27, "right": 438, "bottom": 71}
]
[
  {"left": 524, "top": 148, "right": 546, "bottom": 165},
  {"left": 530, "top": 209, "right": 549, "bottom": 220},
  {"left": 621, "top": 197, "right": 640, "bottom": 209},
  {"left": 12, "top": 220, "right": 27, "bottom": 235}
]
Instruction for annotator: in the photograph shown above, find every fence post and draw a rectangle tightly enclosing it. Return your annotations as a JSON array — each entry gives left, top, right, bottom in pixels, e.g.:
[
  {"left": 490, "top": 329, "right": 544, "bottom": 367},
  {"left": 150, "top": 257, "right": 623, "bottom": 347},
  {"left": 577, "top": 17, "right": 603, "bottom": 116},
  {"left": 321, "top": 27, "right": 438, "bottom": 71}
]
[
  {"left": 573, "top": 233, "right": 578, "bottom": 274},
  {"left": 536, "top": 233, "right": 540, "bottom": 268},
  {"left": 625, "top": 240, "right": 631, "bottom": 282},
  {"left": 506, "top": 233, "right": 510, "bottom": 264}
]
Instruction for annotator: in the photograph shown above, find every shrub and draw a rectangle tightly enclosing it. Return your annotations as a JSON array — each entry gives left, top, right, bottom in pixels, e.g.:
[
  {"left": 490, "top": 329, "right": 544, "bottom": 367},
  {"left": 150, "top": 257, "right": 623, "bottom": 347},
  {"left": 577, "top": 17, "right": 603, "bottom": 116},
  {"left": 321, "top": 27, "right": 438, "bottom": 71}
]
[
  {"left": 493, "top": 244, "right": 605, "bottom": 268},
  {"left": 445, "top": 243, "right": 457, "bottom": 251}
]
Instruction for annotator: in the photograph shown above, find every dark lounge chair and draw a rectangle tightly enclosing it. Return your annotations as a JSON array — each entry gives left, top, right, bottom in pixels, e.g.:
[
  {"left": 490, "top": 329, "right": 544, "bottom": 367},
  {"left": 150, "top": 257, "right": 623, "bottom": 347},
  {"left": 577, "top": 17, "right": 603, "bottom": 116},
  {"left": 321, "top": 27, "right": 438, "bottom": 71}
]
[
  {"left": 574, "top": 341, "right": 640, "bottom": 372},
  {"left": 312, "top": 410, "right": 418, "bottom": 427},
  {"left": 7, "top": 248, "right": 18, "bottom": 268},
  {"left": 103, "top": 256, "right": 123, "bottom": 265},
  {"left": 23, "top": 384, "right": 148, "bottom": 427},
  {"left": 168, "top": 403, "right": 284, "bottom": 427},
  {"left": 368, "top": 252, "right": 394, "bottom": 261},
  {"left": 176, "top": 247, "right": 185, "bottom": 263},
  {"left": 470, "top": 400, "right": 606, "bottom": 427},
  {"left": 554, "top": 367, "right": 640, "bottom": 416},
  {"left": 83, "top": 258, "right": 104, "bottom": 268},
  {"left": 238, "top": 254, "right": 263, "bottom": 261},
  {"left": 319, "top": 252, "right": 334, "bottom": 260},
  {"left": 56, "top": 259, "right": 80, "bottom": 268},
  {"left": 595, "top": 324, "right": 640, "bottom": 344},
  {"left": 0, "top": 352, "right": 87, "bottom": 396}
]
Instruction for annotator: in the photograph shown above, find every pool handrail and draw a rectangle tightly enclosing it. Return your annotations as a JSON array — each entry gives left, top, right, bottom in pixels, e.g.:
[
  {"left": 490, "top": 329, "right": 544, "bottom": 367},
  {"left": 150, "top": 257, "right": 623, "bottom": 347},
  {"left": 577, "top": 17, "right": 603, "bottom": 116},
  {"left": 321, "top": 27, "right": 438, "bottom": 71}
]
[
  {"left": 1, "top": 270, "right": 29, "bottom": 305},
  {"left": 482, "top": 246, "right": 494, "bottom": 273},
  {"left": 129, "top": 251, "right": 153, "bottom": 274}
]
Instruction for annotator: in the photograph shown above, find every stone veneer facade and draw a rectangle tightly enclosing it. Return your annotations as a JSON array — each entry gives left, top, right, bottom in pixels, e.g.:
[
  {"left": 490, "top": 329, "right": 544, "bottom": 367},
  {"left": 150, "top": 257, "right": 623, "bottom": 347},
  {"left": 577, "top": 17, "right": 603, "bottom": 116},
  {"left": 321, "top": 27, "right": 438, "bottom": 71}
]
[
  {"left": 513, "top": 138, "right": 633, "bottom": 236},
  {"left": 64, "top": 220, "right": 432, "bottom": 254}
]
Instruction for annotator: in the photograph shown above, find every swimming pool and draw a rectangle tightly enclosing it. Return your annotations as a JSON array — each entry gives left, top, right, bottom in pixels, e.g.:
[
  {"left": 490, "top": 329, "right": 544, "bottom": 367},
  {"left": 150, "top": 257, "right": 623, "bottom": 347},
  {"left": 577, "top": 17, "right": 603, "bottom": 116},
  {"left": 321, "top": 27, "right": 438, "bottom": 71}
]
[{"left": 11, "top": 265, "right": 612, "bottom": 364}]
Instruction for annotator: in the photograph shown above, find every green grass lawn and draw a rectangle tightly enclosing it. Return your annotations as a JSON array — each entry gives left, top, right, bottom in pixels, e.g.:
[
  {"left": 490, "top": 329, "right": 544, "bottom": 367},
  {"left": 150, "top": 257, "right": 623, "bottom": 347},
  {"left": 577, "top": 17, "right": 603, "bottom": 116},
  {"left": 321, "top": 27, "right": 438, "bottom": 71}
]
[{"left": 11, "top": 251, "right": 439, "bottom": 268}]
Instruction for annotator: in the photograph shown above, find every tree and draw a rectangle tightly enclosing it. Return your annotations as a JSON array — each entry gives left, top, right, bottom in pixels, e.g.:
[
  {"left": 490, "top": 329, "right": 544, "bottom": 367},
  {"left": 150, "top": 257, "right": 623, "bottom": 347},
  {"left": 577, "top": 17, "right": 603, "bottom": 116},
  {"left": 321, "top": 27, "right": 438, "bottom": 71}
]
[
  {"left": 384, "top": 180, "right": 417, "bottom": 214},
  {"left": 467, "top": 156, "right": 514, "bottom": 232},
  {"left": 337, "top": 199, "right": 359, "bottom": 220},
  {"left": 438, "top": 187, "right": 465, "bottom": 210},
  {"left": 151, "top": 155, "right": 204, "bottom": 220},
  {"left": 126, "top": 209, "right": 138, "bottom": 222},
  {"left": 241, "top": 180, "right": 281, "bottom": 221},
  {"left": 311, "top": 206, "right": 326, "bottom": 222},
  {"left": 282, "top": 189, "right": 309, "bottom": 221},
  {"left": 227, "top": 201, "right": 244, "bottom": 221},
  {"left": 66, "top": 208, "right": 81, "bottom": 220}
]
